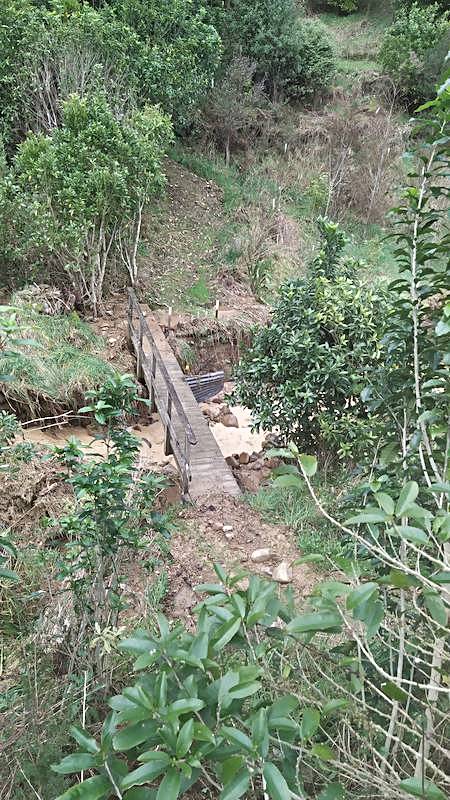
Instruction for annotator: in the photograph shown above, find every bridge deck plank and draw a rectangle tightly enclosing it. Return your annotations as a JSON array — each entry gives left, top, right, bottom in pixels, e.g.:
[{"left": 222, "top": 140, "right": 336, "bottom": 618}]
[{"left": 129, "top": 302, "right": 241, "bottom": 500}]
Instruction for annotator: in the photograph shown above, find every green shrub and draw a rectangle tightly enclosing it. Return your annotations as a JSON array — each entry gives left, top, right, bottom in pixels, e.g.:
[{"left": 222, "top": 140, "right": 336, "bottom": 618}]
[
  {"left": 114, "top": 0, "right": 221, "bottom": 128},
  {"left": 380, "top": 2, "right": 450, "bottom": 103},
  {"left": 1, "top": 93, "right": 172, "bottom": 313},
  {"left": 234, "top": 219, "right": 388, "bottom": 460},
  {"left": 207, "top": 0, "right": 335, "bottom": 100}
]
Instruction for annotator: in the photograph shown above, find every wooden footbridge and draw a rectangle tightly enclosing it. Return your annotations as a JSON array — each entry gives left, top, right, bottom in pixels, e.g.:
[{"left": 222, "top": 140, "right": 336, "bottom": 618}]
[{"left": 127, "top": 290, "right": 241, "bottom": 501}]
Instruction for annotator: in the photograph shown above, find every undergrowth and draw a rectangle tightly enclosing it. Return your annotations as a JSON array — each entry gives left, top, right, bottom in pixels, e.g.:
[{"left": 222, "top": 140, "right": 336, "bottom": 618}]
[
  {"left": 0, "top": 310, "right": 113, "bottom": 418},
  {"left": 247, "top": 473, "right": 350, "bottom": 566}
]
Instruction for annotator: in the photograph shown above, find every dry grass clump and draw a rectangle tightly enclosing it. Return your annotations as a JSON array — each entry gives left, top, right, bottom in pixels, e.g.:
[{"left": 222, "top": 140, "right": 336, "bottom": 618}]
[{"left": 0, "top": 304, "right": 113, "bottom": 419}]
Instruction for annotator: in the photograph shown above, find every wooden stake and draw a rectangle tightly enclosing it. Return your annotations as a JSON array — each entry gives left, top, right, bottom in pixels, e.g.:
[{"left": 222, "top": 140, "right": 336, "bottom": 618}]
[{"left": 215, "top": 300, "right": 220, "bottom": 319}]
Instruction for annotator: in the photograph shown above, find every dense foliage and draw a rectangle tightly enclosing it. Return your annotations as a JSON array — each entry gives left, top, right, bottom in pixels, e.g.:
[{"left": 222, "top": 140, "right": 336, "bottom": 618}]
[
  {"left": 234, "top": 218, "right": 388, "bottom": 459},
  {"left": 206, "top": 0, "right": 335, "bottom": 100},
  {"left": 381, "top": 2, "right": 450, "bottom": 104},
  {"left": 1, "top": 94, "right": 172, "bottom": 314}
]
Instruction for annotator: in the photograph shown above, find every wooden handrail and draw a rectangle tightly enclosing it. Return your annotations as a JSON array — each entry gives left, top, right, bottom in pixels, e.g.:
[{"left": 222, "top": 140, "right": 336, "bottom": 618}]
[{"left": 127, "top": 289, "right": 197, "bottom": 446}]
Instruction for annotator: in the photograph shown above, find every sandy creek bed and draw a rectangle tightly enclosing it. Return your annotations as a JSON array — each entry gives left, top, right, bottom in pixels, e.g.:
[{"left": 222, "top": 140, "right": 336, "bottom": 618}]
[{"left": 21, "top": 405, "right": 266, "bottom": 465}]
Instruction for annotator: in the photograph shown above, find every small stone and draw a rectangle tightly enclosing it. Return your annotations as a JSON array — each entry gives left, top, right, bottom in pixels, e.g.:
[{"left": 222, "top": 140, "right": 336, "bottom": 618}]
[
  {"left": 239, "top": 452, "right": 250, "bottom": 465},
  {"left": 223, "top": 525, "right": 234, "bottom": 533},
  {"left": 261, "top": 567, "right": 273, "bottom": 576},
  {"left": 221, "top": 413, "right": 239, "bottom": 428},
  {"left": 108, "top": 337, "right": 117, "bottom": 344},
  {"left": 251, "top": 548, "right": 274, "bottom": 563},
  {"left": 272, "top": 561, "right": 293, "bottom": 584},
  {"left": 207, "top": 405, "right": 222, "bottom": 421},
  {"left": 226, "top": 455, "right": 240, "bottom": 469},
  {"left": 224, "top": 532, "right": 234, "bottom": 540}
]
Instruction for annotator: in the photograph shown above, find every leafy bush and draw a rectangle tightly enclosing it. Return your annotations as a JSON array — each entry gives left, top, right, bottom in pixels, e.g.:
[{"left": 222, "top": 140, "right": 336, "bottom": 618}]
[
  {"left": 380, "top": 2, "right": 450, "bottom": 103},
  {"left": 114, "top": 0, "right": 221, "bottom": 128},
  {"left": 1, "top": 93, "right": 172, "bottom": 313},
  {"left": 207, "top": 0, "right": 335, "bottom": 101},
  {"left": 53, "top": 566, "right": 347, "bottom": 800},
  {"left": 55, "top": 374, "right": 170, "bottom": 674},
  {"left": 234, "top": 219, "right": 388, "bottom": 459}
]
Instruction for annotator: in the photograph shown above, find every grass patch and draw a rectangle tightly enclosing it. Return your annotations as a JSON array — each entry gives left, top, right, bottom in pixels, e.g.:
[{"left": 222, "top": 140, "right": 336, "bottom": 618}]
[
  {"left": 1, "top": 309, "right": 113, "bottom": 418},
  {"left": 247, "top": 475, "right": 349, "bottom": 567}
]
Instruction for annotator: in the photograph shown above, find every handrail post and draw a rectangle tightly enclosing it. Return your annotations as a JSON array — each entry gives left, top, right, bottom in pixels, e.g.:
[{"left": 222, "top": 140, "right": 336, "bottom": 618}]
[
  {"left": 126, "top": 292, "right": 133, "bottom": 352},
  {"left": 164, "top": 394, "right": 173, "bottom": 456},
  {"left": 136, "top": 316, "right": 144, "bottom": 381},
  {"left": 149, "top": 349, "right": 157, "bottom": 413}
]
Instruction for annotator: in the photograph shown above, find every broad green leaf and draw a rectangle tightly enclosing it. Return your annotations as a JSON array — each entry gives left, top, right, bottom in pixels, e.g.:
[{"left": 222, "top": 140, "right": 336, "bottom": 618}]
[
  {"left": 435, "top": 319, "right": 450, "bottom": 337},
  {"left": 156, "top": 768, "right": 181, "bottom": 800},
  {"left": 269, "top": 695, "right": 299, "bottom": 718},
  {"left": 70, "top": 726, "right": 100, "bottom": 754},
  {"left": 195, "top": 584, "right": 225, "bottom": 594},
  {"left": 364, "top": 599, "right": 384, "bottom": 640},
  {"left": 52, "top": 753, "right": 99, "bottom": 774},
  {"left": 345, "top": 510, "right": 387, "bottom": 525},
  {"left": 293, "top": 554, "right": 324, "bottom": 565},
  {"left": 287, "top": 611, "right": 341, "bottom": 634},
  {"left": 113, "top": 720, "right": 157, "bottom": 751},
  {"left": 219, "top": 767, "right": 251, "bottom": 800},
  {"left": 424, "top": 593, "right": 448, "bottom": 626},
  {"left": 262, "top": 762, "right": 291, "bottom": 800},
  {"left": 300, "top": 708, "right": 320, "bottom": 740},
  {"left": 221, "top": 725, "right": 253, "bottom": 752},
  {"left": 167, "top": 698, "right": 205, "bottom": 719},
  {"left": 394, "top": 525, "right": 429, "bottom": 546},
  {"left": 431, "top": 571, "right": 450, "bottom": 584},
  {"left": 189, "top": 632, "right": 209, "bottom": 661},
  {"left": 0, "top": 567, "right": 18, "bottom": 581},
  {"left": 273, "top": 474, "right": 302, "bottom": 489},
  {"left": 311, "top": 744, "right": 334, "bottom": 761},
  {"left": 268, "top": 717, "right": 299, "bottom": 734},
  {"left": 347, "top": 582, "right": 378, "bottom": 611},
  {"left": 121, "top": 760, "right": 169, "bottom": 791},
  {"left": 381, "top": 681, "right": 408, "bottom": 703},
  {"left": 176, "top": 719, "right": 194, "bottom": 757},
  {"left": 138, "top": 751, "right": 170, "bottom": 765},
  {"left": 399, "top": 777, "right": 446, "bottom": 800},
  {"left": 213, "top": 616, "right": 242, "bottom": 651},
  {"left": 318, "top": 783, "right": 345, "bottom": 800},
  {"left": 322, "top": 699, "right": 348, "bottom": 715},
  {"left": 395, "top": 482, "right": 419, "bottom": 517},
  {"left": 375, "top": 492, "right": 395, "bottom": 515},
  {"left": 55, "top": 775, "right": 111, "bottom": 800},
  {"left": 228, "top": 681, "right": 261, "bottom": 699},
  {"left": 298, "top": 454, "right": 317, "bottom": 476}
]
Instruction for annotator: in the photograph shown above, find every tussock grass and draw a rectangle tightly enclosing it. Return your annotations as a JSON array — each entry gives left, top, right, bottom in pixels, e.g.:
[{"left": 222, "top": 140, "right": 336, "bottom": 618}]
[{"left": 0, "top": 309, "right": 113, "bottom": 419}]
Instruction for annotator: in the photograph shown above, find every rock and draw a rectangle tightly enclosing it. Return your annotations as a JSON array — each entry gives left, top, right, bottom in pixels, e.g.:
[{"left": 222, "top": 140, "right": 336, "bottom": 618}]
[
  {"left": 239, "top": 452, "right": 250, "bottom": 465},
  {"left": 204, "top": 404, "right": 222, "bottom": 422},
  {"left": 224, "top": 532, "right": 234, "bottom": 540},
  {"left": 211, "top": 391, "right": 225, "bottom": 404},
  {"left": 172, "top": 584, "right": 196, "bottom": 617},
  {"left": 272, "top": 561, "right": 293, "bottom": 584},
  {"left": 247, "top": 460, "right": 264, "bottom": 471},
  {"left": 226, "top": 455, "right": 240, "bottom": 469},
  {"left": 221, "top": 413, "right": 239, "bottom": 428},
  {"left": 251, "top": 548, "right": 274, "bottom": 563},
  {"left": 249, "top": 452, "right": 260, "bottom": 462},
  {"left": 108, "top": 337, "right": 117, "bottom": 344},
  {"left": 223, "top": 525, "right": 234, "bottom": 533}
]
